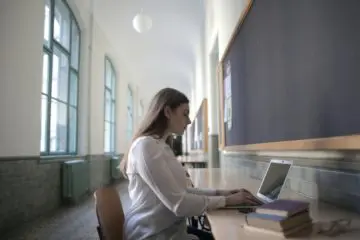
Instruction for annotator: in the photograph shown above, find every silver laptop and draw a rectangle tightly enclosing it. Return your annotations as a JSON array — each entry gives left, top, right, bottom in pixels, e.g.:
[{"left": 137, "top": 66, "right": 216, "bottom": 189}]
[
  {"left": 257, "top": 159, "right": 293, "bottom": 203},
  {"left": 222, "top": 159, "right": 293, "bottom": 209}
]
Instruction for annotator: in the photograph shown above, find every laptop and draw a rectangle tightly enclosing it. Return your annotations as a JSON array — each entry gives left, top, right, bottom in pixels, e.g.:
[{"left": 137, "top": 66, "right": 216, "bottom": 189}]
[{"left": 221, "top": 159, "right": 293, "bottom": 212}]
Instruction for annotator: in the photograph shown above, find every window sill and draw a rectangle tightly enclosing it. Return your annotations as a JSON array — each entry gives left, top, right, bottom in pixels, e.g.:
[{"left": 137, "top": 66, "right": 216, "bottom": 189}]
[
  {"left": 39, "top": 154, "right": 85, "bottom": 164},
  {"left": 104, "top": 153, "right": 120, "bottom": 158}
]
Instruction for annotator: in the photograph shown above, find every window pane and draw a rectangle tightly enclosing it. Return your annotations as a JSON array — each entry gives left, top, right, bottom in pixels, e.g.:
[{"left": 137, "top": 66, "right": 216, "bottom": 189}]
[
  {"left": 111, "top": 101, "right": 115, "bottom": 123},
  {"left": 127, "top": 110, "right": 133, "bottom": 135},
  {"left": 105, "top": 62, "right": 112, "bottom": 88},
  {"left": 69, "top": 71, "right": 78, "bottom": 106},
  {"left": 110, "top": 123, "right": 115, "bottom": 152},
  {"left": 44, "top": 0, "right": 51, "bottom": 47},
  {"left": 71, "top": 20, "right": 80, "bottom": 70},
  {"left": 69, "top": 106, "right": 77, "bottom": 153},
  {"left": 127, "top": 87, "right": 133, "bottom": 106},
  {"left": 111, "top": 74, "right": 116, "bottom": 98},
  {"left": 52, "top": 46, "right": 69, "bottom": 102},
  {"left": 127, "top": 130, "right": 132, "bottom": 141},
  {"left": 41, "top": 95, "right": 48, "bottom": 152},
  {"left": 42, "top": 53, "right": 50, "bottom": 94},
  {"left": 104, "top": 121, "right": 110, "bottom": 152},
  {"left": 50, "top": 99, "right": 67, "bottom": 152},
  {"left": 54, "top": 0, "right": 70, "bottom": 50},
  {"left": 105, "top": 90, "right": 111, "bottom": 121}
]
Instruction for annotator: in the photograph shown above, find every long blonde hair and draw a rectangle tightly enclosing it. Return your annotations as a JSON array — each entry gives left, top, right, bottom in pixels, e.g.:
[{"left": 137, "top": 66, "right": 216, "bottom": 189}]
[{"left": 119, "top": 88, "right": 189, "bottom": 178}]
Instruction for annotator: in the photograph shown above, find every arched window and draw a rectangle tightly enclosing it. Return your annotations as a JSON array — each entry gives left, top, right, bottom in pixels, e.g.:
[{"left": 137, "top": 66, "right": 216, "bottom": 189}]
[
  {"left": 41, "top": 0, "right": 80, "bottom": 155},
  {"left": 104, "top": 57, "right": 116, "bottom": 153},
  {"left": 127, "top": 85, "right": 134, "bottom": 141}
]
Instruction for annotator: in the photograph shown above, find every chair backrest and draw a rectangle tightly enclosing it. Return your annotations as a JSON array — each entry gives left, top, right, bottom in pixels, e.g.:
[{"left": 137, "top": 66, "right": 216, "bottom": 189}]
[{"left": 94, "top": 186, "right": 125, "bottom": 240}]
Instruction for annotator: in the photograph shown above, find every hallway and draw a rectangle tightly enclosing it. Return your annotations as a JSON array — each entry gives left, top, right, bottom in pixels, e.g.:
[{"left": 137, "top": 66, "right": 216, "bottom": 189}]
[
  {"left": 3, "top": 0, "right": 360, "bottom": 238},
  {"left": 3, "top": 181, "right": 130, "bottom": 240}
]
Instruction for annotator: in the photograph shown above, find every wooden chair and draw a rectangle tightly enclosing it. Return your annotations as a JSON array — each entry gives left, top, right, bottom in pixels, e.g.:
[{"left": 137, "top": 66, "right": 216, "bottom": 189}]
[{"left": 94, "top": 186, "right": 125, "bottom": 240}]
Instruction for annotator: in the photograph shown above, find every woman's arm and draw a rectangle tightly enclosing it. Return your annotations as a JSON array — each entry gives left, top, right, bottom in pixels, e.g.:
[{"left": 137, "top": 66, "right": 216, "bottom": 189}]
[
  {"left": 186, "top": 187, "right": 217, "bottom": 196},
  {"left": 184, "top": 170, "right": 234, "bottom": 196},
  {"left": 132, "top": 138, "right": 226, "bottom": 217},
  {"left": 184, "top": 170, "right": 217, "bottom": 196},
  {"left": 184, "top": 170, "right": 236, "bottom": 196}
]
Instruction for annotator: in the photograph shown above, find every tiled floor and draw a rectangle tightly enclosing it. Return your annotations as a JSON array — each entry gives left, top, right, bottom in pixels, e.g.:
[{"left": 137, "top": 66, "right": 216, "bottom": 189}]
[{"left": 3, "top": 181, "right": 130, "bottom": 240}]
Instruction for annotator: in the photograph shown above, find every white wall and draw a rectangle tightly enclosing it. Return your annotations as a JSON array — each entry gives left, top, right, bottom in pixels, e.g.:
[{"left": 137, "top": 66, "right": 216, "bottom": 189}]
[
  {"left": 88, "top": 20, "right": 137, "bottom": 154},
  {"left": 0, "top": 0, "right": 142, "bottom": 157},
  {"left": 206, "top": 0, "right": 249, "bottom": 59},
  {"left": 77, "top": 0, "right": 141, "bottom": 154},
  {"left": 187, "top": 0, "right": 249, "bottom": 135},
  {"left": 134, "top": 85, "right": 143, "bottom": 128},
  {"left": 0, "top": 0, "right": 44, "bottom": 156},
  {"left": 189, "top": 87, "right": 196, "bottom": 120},
  {"left": 189, "top": 0, "right": 247, "bottom": 131},
  {"left": 71, "top": 0, "right": 91, "bottom": 156},
  {"left": 190, "top": 38, "right": 207, "bottom": 120},
  {"left": 190, "top": 0, "right": 248, "bottom": 124}
]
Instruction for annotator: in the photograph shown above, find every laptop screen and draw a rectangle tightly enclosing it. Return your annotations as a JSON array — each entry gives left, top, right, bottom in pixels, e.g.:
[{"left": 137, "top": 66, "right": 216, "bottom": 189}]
[{"left": 258, "top": 161, "right": 291, "bottom": 201}]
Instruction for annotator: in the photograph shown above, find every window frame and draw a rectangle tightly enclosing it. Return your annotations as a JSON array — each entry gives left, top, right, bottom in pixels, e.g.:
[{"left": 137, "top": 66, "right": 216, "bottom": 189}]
[
  {"left": 41, "top": 0, "right": 81, "bottom": 156},
  {"left": 104, "top": 56, "right": 117, "bottom": 154}
]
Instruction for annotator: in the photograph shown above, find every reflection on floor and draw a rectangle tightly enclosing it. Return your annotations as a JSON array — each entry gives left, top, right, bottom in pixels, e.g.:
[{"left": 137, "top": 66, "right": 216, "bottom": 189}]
[{"left": 3, "top": 181, "right": 130, "bottom": 240}]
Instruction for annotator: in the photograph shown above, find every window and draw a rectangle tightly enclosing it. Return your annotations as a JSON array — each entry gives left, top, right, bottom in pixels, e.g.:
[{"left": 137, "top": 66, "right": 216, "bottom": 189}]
[
  {"left": 127, "top": 86, "right": 134, "bottom": 141},
  {"left": 41, "top": 0, "right": 80, "bottom": 155},
  {"left": 104, "top": 58, "right": 116, "bottom": 153}
]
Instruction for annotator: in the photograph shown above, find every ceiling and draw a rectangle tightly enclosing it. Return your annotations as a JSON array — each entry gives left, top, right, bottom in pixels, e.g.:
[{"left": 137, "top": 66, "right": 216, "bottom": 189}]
[{"left": 93, "top": 0, "right": 205, "bottom": 102}]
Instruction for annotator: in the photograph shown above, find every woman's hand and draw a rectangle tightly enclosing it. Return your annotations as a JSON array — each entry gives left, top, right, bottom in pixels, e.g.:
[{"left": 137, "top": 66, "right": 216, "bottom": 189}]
[{"left": 225, "top": 190, "right": 263, "bottom": 206}]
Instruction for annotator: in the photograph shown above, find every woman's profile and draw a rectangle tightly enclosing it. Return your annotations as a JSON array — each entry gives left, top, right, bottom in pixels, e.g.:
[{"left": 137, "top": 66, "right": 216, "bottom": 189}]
[{"left": 119, "top": 88, "right": 261, "bottom": 240}]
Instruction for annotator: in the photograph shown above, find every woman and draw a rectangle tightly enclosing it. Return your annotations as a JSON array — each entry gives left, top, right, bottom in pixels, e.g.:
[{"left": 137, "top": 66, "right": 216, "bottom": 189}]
[{"left": 120, "top": 88, "right": 261, "bottom": 240}]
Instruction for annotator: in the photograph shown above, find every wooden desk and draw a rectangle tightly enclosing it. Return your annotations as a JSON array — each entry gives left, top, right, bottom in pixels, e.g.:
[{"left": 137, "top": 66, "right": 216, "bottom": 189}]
[{"left": 187, "top": 168, "right": 360, "bottom": 239}]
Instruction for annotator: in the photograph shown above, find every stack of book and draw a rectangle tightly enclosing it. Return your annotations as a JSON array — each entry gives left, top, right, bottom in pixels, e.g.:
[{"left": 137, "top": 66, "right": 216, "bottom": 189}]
[{"left": 244, "top": 199, "right": 313, "bottom": 238}]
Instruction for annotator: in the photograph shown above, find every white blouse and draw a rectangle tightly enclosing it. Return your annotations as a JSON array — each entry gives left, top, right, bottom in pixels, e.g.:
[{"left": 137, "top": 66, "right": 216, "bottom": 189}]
[{"left": 123, "top": 136, "right": 226, "bottom": 240}]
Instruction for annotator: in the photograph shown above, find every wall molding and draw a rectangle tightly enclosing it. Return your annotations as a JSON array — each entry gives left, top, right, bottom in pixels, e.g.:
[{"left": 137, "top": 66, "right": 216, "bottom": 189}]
[
  {"left": 0, "top": 153, "right": 123, "bottom": 162},
  {"left": 221, "top": 151, "right": 360, "bottom": 172}
]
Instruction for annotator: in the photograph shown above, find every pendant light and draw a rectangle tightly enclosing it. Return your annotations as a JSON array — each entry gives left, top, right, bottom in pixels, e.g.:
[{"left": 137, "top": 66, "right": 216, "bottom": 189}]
[{"left": 132, "top": 9, "right": 152, "bottom": 33}]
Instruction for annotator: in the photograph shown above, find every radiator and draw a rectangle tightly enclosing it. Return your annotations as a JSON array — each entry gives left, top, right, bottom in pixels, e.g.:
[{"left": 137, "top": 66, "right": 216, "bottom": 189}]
[
  {"left": 62, "top": 159, "right": 89, "bottom": 204},
  {"left": 110, "top": 156, "right": 122, "bottom": 180}
]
